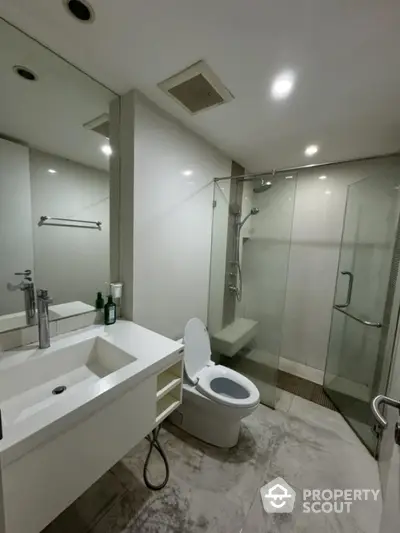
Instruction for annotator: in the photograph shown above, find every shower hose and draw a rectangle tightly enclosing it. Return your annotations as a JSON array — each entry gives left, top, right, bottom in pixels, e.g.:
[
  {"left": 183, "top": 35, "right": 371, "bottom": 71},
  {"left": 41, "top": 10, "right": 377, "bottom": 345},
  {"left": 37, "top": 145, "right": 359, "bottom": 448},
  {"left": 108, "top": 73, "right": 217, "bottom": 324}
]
[{"left": 143, "top": 424, "right": 170, "bottom": 490}]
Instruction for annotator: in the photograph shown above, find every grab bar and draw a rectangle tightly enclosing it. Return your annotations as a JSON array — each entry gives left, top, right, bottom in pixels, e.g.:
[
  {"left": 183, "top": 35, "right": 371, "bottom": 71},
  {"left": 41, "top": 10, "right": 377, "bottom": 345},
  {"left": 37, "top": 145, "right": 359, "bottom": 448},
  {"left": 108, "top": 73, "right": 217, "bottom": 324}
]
[
  {"left": 335, "top": 271, "right": 354, "bottom": 308},
  {"left": 333, "top": 305, "right": 382, "bottom": 328}
]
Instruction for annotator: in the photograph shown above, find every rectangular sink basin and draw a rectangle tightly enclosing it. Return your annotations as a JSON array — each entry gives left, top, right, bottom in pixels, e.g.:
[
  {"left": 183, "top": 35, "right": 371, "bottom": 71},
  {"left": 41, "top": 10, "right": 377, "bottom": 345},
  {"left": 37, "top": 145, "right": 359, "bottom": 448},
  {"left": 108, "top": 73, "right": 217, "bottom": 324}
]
[{"left": 0, "top": 336, "right": 136, "bottom": 427}]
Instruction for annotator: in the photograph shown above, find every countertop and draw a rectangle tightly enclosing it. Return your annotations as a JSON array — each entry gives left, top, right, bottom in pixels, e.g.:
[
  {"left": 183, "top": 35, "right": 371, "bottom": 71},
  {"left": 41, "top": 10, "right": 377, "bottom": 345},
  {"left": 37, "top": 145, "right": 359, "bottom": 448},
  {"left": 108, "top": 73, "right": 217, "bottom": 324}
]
[{"left": 0, "top": 320, "right": 183, "bottom": 467}]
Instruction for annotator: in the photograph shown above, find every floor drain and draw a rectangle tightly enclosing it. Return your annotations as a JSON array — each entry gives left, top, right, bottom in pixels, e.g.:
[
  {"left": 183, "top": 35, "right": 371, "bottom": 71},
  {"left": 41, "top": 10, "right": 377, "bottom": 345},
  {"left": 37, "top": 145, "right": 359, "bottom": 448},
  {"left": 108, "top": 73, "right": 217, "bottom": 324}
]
[{"left": 52, "top": 385, "right": 67, "bottom": 395}]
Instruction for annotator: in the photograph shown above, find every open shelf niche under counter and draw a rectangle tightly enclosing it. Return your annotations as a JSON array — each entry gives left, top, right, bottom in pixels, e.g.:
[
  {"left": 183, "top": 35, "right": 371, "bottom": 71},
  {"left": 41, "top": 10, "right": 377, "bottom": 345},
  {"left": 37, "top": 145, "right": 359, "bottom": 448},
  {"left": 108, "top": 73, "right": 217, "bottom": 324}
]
[{"left": 155, "top": 359, "right": 183, "bottom": 426}]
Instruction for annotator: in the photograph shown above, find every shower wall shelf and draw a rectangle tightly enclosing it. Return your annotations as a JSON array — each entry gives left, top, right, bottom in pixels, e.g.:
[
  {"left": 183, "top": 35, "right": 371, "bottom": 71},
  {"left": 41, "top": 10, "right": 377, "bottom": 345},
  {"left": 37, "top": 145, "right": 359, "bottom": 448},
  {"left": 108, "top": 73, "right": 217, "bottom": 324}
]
[{"left": 38, "top": 216, "right": 102, "bottom": 230}]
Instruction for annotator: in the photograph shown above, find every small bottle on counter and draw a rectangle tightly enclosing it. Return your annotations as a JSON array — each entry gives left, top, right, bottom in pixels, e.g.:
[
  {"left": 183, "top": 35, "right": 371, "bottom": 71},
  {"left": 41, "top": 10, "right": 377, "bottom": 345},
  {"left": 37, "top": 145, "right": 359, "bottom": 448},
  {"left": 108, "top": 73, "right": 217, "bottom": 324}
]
[
  {"left": 104, "top": 295, "right": 117, "bottom": 325},
  {"left": 95, "top": 292, "right": 104, "bottom": 324}
]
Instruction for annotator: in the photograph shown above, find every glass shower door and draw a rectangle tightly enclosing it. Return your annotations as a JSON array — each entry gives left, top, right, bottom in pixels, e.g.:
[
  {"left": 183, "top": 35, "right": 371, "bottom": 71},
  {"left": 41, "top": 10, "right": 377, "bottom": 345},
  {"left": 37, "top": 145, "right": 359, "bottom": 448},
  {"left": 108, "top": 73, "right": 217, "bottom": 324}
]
[{"left": 324, "top": 170, "right": 400, "bottom": 455}]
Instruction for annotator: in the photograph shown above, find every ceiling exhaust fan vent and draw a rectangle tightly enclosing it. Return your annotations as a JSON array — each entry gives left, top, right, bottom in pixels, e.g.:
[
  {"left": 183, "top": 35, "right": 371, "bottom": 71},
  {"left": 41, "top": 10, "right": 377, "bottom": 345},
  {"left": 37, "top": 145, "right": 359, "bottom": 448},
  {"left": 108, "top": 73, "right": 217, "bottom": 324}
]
[{"left": 158, "top": 60, "right": 234, "bottom": 115}]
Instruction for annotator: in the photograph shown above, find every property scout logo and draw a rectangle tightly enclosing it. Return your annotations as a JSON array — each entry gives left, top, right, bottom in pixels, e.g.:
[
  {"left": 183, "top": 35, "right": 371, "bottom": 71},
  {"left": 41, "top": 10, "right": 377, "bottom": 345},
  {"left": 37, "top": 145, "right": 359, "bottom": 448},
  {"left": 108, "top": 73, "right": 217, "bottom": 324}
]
[{"left": 260, "top": 477, "right": 380, "bottom": 515}]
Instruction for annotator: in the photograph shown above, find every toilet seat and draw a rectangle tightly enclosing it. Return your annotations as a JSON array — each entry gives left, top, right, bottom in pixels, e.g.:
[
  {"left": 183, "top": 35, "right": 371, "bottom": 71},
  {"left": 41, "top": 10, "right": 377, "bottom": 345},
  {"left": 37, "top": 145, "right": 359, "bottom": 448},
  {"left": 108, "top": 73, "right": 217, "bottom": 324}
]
[
  {"left": 196, "top": 366, "right": 260, "bottom": 408},
  {"left": 183, "top": 318, "right": 260, "bottom": 409}
]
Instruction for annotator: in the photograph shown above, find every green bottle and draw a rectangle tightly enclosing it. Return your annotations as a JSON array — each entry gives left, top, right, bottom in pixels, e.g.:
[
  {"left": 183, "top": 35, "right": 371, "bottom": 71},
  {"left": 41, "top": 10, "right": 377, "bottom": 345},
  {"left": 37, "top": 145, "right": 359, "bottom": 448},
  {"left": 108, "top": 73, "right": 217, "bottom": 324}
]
[
  {"left": 95, "top": 292, "right": 104, "bottom": 310},
  {"left": 104, "top": 295, "right": 117, "bottom": 325},
  {"left": 95, "top": 292, "right": 105, "bottom": 325}
]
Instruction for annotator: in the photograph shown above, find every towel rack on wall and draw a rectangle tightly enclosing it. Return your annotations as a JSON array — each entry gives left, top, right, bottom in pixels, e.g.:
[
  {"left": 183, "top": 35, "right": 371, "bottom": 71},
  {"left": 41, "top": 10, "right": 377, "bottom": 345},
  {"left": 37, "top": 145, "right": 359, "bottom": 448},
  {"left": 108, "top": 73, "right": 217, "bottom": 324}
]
[{"left": 38, "top": 216, "right": 102, "bottom": 230}]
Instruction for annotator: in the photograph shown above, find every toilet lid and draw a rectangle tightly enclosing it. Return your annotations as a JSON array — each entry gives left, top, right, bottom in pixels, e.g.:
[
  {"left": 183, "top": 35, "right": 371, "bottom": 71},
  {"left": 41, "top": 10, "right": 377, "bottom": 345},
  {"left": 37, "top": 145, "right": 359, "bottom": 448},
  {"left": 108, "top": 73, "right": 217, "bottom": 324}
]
[{"left": 183, "top": 318, "right": 211, "bottom": 384}]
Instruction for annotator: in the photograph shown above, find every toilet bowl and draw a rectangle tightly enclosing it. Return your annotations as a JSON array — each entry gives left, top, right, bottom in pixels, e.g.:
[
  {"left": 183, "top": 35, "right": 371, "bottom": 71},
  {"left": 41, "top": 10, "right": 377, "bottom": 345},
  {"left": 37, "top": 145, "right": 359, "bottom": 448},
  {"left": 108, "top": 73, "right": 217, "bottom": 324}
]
[{"left": 169, "top": 318, "right": 260, "bottom": 448}]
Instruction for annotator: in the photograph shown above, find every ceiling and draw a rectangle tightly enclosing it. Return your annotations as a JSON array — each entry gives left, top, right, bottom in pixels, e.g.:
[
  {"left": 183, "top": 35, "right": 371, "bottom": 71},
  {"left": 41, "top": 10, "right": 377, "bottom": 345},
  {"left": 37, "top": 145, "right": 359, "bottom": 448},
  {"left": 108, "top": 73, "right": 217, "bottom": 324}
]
[
  {"left": 1, "top": 0, "right": 400, "bottom": 171},
  {"left": 0, "top": 18, "right": 114, "bottom": 171}
]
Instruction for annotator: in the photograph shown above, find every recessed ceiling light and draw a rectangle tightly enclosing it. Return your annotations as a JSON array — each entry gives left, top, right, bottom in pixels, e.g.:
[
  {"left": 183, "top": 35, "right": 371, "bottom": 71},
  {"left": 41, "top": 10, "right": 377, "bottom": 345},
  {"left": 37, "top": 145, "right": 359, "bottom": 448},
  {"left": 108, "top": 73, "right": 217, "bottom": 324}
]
[
  {"left": 63, "top": 0, "right": 95, "bottom": 23},
  {"left": 266, "top": 181, "right": 272, "bottom": 186},
  {"left": 325, "top": 190, "right": 331, "bottom": 195},
  {"left": 182, "top": 169, "right": 193, "bottom": 176},
  {"left": 48, "top": 169, "right": 57, "bottom": 174},
  {"left": 270, "top": 71, "right": 296, "bottom": 100},
  {"left": 318, "top": 175, "right": 327, "bottom": 180},
  {"left": 305, "top": 144, "right": 319, "bottom": 156},
  {"left": 285, "top": 175, "right": 294, "bottom": 179},
  {"left": 13, "top": 65, "right": 38, "bottom": 82},
  {"left": 101, "top": 144, "right": 112, "bottom": 156}
]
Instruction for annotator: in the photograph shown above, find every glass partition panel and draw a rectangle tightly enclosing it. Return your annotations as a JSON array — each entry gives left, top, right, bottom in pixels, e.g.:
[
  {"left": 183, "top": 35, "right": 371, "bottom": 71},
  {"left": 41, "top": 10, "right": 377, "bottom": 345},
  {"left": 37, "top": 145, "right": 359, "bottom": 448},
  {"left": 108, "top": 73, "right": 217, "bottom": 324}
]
[{"left": 208, "top": 172, "right": 296, "bottom": 408}]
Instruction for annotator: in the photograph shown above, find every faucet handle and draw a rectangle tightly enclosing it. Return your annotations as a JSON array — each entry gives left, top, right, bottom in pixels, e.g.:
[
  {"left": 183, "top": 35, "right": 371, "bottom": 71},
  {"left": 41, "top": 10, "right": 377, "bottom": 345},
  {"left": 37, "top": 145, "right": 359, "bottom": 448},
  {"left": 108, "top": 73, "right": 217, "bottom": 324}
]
[
  {"left": 14, "top": 270, "right": 32, "bottom": 282},
  {"left": 37, "top": 289, "right": 52, "bottom": 302}
]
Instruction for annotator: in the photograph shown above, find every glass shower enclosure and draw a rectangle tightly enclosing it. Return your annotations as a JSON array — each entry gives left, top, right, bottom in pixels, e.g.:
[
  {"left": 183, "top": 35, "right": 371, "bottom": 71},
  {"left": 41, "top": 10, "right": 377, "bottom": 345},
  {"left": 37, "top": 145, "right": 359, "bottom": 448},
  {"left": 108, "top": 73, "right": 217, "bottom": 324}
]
[
  {"left": 324, "top": 167, "right": 400, "bottom": 456},
  {"left": 208, "top": 171, "right": 296, "bottom": 408}
]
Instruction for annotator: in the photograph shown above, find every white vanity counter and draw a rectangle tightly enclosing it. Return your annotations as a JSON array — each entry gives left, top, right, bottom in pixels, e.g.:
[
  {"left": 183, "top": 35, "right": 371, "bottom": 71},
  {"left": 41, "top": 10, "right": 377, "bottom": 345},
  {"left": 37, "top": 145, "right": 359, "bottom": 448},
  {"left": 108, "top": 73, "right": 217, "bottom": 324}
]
[{"left": 0, "top": 320, "right": 184, "bottom": 533}]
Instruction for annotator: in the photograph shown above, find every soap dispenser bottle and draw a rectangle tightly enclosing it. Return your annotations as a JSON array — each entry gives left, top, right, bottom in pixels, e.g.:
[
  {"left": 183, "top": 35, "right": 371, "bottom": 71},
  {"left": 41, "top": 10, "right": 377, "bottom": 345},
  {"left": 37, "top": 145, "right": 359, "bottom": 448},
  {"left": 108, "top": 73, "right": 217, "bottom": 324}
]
[{"left": 104, "top": 295, "right": 117, "bottom": 325}]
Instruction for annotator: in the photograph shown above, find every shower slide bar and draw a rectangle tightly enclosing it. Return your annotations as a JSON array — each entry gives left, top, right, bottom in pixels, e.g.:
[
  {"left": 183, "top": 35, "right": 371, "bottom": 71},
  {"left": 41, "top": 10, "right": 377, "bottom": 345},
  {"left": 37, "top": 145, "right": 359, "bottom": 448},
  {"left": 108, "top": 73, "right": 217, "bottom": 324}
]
[{"left": 333, "top": 305, "right": 382, "bottom": 328}]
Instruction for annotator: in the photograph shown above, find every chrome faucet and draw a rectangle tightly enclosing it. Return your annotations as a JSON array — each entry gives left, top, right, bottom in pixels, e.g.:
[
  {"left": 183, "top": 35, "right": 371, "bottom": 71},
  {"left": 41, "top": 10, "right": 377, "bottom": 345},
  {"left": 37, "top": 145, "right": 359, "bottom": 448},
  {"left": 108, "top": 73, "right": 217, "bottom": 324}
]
[
  {"left": 37, "top": 289, "right": 52, "bottom": 349},
  {"left": 7, "top": 270, "right": 36, "bottom": 326}
]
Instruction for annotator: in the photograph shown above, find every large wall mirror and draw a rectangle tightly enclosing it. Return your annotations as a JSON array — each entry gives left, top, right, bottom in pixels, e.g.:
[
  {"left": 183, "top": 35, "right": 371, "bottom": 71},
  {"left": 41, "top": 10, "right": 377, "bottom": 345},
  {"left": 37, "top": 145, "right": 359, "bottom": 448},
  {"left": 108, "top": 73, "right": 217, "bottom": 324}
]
[{"left": 0, "top": 18, "right": 116, "bottom": 333}]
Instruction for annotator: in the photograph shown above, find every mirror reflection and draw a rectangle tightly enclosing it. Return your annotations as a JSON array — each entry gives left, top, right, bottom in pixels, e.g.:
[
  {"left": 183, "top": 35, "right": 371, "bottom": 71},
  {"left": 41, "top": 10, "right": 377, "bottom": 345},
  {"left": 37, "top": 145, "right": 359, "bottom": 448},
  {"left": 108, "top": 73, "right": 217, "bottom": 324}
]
[{"left": 0, "top": 19, "right": 116, "bottom": 333}]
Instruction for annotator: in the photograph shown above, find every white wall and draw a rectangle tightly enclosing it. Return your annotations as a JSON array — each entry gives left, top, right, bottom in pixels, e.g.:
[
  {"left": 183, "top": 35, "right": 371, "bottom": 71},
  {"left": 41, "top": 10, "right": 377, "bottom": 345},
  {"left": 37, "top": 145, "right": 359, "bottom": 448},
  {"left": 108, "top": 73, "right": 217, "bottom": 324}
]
[
  {"left": 0, "top": 138, "right": 34, "bottom": 315},
  {"left": 30, "top": 149, "right": 109, "bottom": 306},
  {"left": 280, "top": 165, "right": 356, "bottom": 371},
  {"left": 128, "top": 93, "right": 231, "bottom": 339}
]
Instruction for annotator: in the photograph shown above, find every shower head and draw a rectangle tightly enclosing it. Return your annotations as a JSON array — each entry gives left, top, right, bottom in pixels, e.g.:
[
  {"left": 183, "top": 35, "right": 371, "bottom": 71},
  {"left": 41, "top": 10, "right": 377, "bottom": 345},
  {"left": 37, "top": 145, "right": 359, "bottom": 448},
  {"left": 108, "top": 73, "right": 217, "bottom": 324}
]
[
  {"left": 237, "top": 207, "right": 260, "bottom": 229},
  {"left": 253, "top": 179, "right": 272, "bottom": 194}
]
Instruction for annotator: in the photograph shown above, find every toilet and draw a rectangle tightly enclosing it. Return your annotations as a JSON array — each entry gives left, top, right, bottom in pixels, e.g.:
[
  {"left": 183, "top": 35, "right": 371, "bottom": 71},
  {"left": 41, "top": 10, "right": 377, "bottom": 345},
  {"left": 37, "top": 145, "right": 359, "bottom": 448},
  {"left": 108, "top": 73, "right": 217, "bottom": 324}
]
[{"left": 169, "top": 318, "right": 260, "bottom": 448}]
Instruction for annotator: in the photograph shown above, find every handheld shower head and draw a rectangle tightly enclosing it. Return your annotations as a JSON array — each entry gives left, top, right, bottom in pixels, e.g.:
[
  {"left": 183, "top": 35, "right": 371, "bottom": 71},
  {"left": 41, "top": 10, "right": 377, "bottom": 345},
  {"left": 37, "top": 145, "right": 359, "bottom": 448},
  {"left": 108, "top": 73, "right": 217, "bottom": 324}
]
[{"left": 238, "top": 207, "right": 260, "bottom": 229}]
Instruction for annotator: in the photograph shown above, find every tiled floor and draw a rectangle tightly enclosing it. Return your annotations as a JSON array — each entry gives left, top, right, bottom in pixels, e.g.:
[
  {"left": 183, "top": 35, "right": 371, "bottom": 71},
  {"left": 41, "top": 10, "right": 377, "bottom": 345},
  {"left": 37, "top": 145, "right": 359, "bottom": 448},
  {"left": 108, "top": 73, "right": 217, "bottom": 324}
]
[{"left": 43, "top": 393, "right": 381, "bottom": 533}]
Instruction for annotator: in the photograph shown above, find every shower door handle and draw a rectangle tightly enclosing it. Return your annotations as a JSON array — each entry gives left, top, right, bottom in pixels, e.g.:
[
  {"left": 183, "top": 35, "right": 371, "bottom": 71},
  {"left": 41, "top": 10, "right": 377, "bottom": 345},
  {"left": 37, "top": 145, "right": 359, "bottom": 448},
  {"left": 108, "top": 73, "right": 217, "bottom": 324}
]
[
  {"left": 336, "top": 271, "right": 354, "bottom": 309},
  {"left": 372, "top": 395, "right": 400, "bottom": 446},
  {"left": 371, "top": 395, "right": 400, "bottom": 428}
]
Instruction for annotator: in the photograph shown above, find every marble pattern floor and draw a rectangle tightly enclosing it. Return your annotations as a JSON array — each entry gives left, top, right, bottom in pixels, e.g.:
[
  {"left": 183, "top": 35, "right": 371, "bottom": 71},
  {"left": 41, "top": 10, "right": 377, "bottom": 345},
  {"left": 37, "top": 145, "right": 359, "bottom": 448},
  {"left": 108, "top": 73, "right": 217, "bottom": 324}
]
[{"left": 43, "top": 394, "right": 382, "bottom": 533}]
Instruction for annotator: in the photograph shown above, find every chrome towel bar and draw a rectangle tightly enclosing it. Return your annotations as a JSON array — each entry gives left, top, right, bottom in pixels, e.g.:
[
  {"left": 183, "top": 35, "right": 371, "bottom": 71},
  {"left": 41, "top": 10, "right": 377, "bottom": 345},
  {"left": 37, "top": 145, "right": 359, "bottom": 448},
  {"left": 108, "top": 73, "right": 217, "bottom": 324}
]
[
  {"left": 333, "top": 305, "right": 382, "bottom": 328},
  {"left": 38, "top": 216, "right": 102, "bottom": 230}
]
